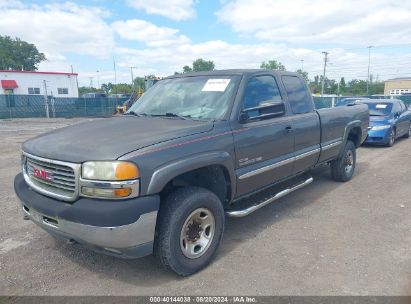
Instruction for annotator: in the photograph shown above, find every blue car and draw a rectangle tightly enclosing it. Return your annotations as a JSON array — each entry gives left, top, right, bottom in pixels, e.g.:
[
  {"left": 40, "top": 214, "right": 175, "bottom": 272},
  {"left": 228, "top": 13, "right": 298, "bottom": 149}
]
[
  {"left": 335, "top": 97, "right": 369, "bottom": 107},
  {"left": 362, "top": 99, "right": 411, "bottom": 146}
]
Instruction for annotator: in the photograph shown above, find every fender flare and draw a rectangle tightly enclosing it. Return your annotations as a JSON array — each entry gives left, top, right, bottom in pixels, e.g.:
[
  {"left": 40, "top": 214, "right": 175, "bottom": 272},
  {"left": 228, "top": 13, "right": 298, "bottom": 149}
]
[
  {"left": 341, "top": 120, "right": 363, "bottom": 153},
  {"left": 146, "top": 151, "right": 236, "bottom": 199}
]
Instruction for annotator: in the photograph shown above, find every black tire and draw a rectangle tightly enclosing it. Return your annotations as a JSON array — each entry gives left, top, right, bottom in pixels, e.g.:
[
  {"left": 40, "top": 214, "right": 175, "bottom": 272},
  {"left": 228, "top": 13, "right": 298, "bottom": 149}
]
[
  {"left": 403, "top": 124, "right": 410, "bottom": 138},
  {"left": 387, "top": 128, "right": 396, "bottom": 147},
  {"left": 330, "top": 140, "right": 356, "bottom": 182},
  {"left": 154, "top": 187, "right": 225, "bottom": 276}
]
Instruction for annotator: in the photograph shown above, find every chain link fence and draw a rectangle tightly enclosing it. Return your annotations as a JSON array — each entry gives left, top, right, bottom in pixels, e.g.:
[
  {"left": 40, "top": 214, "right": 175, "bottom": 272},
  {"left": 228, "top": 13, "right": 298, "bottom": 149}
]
[
  {"left": 1, "top": 94, "right": 411, "bottom": 119},
  {"left": 313, "top": 95, "right": 411, "bottom": 109},
  {"left": 0, "top": 95, "right": 128, "bottom": 119}
]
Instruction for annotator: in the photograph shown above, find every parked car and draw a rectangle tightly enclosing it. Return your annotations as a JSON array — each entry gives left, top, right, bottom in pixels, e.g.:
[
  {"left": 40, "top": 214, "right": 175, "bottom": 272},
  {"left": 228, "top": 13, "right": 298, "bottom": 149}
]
[
  {"left": 335, "top": 97, "right": 369, "bottom": 107},
  {"left": 81, "top": 93, "right": 107, "bottom": 98},
  {"left": 360, "top": 99, "right": 411, "bottom": 146},
  {"left": 14, "top": 70, "right": 369, "bottom": 276},
  {"left": 110, "top": 93, "right": 131, "bottom": 99}
]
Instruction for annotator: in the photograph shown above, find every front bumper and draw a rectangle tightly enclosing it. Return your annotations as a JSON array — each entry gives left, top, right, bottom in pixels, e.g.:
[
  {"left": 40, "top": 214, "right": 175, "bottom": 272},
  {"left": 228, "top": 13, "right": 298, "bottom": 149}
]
[
  {"left": 365, "top": 128, "right": 391, "bottom": 145},
  {"left": 14, "top": 173, "right": 160, "bottom": 258}
]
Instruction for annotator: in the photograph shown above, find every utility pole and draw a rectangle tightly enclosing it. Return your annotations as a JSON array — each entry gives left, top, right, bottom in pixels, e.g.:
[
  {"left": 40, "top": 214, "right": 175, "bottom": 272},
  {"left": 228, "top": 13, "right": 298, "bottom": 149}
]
[
  {"left": 130, "top": 66, "right": 137, "bottom": 90},
  {"left": 89, "top": 77, "right": 94, "bottom": 89},
  {"left": 321, "top": 51, "right": 328, "bottom": 96},
  {"left": 96, "top": 70, "right": 100, "bottom": 89},
  {"left": 113, "top": 56, "right": 117, "bottom": 96},
  {"left": 43, "top": 80, "right": 49, "bottom": 118},
  {"left": 300, "top": 59, "right": 304, "bottom": 71},
  {"left": 366, "top": 46, "right": 373, "bottom": 95}
]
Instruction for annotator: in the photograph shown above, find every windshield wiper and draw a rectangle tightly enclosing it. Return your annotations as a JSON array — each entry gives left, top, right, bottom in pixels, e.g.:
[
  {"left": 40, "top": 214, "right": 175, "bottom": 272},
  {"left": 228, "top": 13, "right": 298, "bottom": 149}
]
[
  {"left": 152, "top": 113, "right": 191, "bottom": 120},
  {"left": 124, "top": 111, "right": 149, "bottom": 117}
]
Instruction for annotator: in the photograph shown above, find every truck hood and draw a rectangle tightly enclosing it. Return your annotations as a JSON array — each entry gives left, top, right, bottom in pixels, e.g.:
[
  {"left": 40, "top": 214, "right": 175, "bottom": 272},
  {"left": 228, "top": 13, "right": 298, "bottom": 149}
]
[{"left": 22, "top": 116, "right": 214, "bottom": 163}]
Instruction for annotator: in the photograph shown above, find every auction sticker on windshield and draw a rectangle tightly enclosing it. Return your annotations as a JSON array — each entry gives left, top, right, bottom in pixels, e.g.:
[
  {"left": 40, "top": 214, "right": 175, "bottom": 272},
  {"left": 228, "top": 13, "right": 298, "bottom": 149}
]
[
  {"left": 376, "top": 104, "right": 387, "bottom": 108},
  {"left": 202, "top": 79, "right": 231, "bottom": 92}
]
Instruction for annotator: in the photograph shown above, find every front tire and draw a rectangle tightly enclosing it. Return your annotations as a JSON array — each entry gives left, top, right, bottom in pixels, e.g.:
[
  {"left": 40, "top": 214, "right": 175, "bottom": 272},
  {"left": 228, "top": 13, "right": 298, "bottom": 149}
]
[
  {"left": 403, "top": 124, "right": 410, "bottom": 138},
  {"left": 154, "top": 187, "right": 225, "bottom": 276},
  {"left": 387, "top": 128, "right": 396, "bottom": 147},
  {"left": 331, "top": 140, "right": 356, "bottom": 182}
]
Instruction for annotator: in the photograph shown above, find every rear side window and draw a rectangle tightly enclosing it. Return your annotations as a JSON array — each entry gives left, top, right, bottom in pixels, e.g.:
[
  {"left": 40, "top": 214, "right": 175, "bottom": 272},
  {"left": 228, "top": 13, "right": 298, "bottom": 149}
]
[
  {"left": 243, "top": 75, "right": 282, "bottom": 109},
  {"left": 281, "top": 76, "right": 313, "bottom": 114}
]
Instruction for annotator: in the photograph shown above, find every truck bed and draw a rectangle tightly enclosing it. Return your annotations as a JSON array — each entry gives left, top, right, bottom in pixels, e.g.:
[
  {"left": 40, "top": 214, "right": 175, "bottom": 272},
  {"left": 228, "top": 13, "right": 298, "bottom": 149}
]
[{"left": 317, "top": 103, "right": 369, "bottom": 163}]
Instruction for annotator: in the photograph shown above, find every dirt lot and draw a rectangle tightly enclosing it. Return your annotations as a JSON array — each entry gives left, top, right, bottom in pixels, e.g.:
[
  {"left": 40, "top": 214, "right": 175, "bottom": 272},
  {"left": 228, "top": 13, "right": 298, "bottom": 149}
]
[{"left": 1, "top": 118, "right": 411, "bottom": 296}]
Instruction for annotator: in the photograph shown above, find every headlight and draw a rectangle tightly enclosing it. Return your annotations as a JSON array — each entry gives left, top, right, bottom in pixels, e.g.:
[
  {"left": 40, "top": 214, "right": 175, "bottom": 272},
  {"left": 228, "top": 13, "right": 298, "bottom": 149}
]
[
  {"left": 81, "top": 161, "right": 140, "bottom": 199},
  {"left": 372, "top": 125, "right": 391, "bottom": 131},
  {"left": 82, "top": 161, "right": 139, "bottom": 181}
]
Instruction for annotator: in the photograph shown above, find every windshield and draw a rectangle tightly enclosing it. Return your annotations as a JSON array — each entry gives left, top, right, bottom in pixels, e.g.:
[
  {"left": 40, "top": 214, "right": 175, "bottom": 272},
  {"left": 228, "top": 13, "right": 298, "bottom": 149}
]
[
  {"left": 364, "top": 102, "right": 393, "bottom": 116},
  {"left": 127, "top": 75, "right": 240, "bottom": 120}
]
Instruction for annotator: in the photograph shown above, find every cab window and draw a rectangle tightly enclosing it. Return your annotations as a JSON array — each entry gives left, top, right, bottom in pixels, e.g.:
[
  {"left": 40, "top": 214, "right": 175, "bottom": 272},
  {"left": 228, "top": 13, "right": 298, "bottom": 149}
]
[
  {"left": 242, "top": 75, "right": 282, "bottom": 119},
  {"left": 281, "top": 75, "right": 313, "bottom": 114},
  {"left": 243, "top": 75, "right": 282, "bottom": 109}
]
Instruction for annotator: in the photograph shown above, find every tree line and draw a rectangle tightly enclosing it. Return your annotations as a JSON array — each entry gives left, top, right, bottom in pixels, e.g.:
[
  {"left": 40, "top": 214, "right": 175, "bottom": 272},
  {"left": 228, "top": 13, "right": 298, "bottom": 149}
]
[
  {"left": 259, "top": 59, "right": 384, "bottom": 96},
  {"left": 0, "top": 35, "right": 46, "bottom": 71},
  {"left": 0, "top": 36, "right": 384, "bottom": 96}
]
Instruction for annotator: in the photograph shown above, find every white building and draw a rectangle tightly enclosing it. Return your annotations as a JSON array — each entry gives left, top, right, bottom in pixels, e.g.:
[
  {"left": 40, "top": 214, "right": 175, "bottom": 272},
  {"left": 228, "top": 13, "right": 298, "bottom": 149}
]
[{"left": 0, "top": 70, "right": 79, "bottom": 98}]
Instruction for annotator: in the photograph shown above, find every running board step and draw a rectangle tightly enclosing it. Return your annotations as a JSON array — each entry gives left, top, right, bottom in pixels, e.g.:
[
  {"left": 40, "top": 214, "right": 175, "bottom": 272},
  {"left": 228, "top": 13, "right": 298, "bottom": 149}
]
[{"left": 226, "top": 175, "right": 313, "bottom": 217}]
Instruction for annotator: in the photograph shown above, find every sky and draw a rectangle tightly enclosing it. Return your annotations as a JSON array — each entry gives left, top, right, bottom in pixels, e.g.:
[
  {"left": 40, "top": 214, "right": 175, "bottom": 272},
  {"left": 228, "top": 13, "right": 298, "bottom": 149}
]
[{"left": 0, "top": 0, "right": 411, "bottom": 86}]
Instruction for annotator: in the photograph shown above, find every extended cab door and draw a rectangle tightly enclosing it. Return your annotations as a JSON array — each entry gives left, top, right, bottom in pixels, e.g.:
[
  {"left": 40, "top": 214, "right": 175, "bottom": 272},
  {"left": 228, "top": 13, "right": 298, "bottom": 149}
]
[
  {"left": 232, "top": 74, "right": 295, "bottom": 197},
  {"left": 280, "top": 75, "right": 321, "bottom": 175}
]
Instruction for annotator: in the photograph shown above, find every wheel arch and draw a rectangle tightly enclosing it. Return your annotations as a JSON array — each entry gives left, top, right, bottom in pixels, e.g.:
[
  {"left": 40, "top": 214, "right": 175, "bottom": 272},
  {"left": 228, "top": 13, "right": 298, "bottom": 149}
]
[
  {"left": 343, "top": 120, "right": 363, "bottom": 148},
  {"left": 146, "top": 151, "right": 235, "bottom": 206}
]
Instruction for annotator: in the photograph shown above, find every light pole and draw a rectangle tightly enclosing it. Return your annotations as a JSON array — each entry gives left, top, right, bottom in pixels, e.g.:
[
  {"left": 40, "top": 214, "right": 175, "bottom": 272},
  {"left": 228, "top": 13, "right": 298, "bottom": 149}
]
[
  {"left": 301, "top": 59, "right": 304, "bottom": 71},
  {"left": 366, "top": 46, "right": 373, "bottom": 95},
  {"left": 96, "top": 70, "right": 100, "bottom": 89},
  {"left": 130, "top": 66, "right": 137, "bottom": 90},
  {"left": 321, "top": 52, "right": 329, "bottom": 96}
]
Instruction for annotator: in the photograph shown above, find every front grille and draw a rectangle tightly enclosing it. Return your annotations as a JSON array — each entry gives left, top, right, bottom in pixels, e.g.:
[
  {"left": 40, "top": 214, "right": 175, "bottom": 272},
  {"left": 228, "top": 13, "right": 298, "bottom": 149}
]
[{"left": 23, "top": 153, "right": 80, "bottom": 201}]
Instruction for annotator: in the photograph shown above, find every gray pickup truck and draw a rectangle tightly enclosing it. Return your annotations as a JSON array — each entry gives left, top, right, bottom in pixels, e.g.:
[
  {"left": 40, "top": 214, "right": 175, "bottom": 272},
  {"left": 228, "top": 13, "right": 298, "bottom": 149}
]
[{"left": 14, "top": 70, "right": 369, "bottom": 276}]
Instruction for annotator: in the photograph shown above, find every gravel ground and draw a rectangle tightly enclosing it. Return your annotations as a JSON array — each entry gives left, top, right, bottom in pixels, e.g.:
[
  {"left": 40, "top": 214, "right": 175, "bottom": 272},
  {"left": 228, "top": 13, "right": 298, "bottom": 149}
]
[{"left": 0, "top": 118, "right": 410, "bottom": 296}]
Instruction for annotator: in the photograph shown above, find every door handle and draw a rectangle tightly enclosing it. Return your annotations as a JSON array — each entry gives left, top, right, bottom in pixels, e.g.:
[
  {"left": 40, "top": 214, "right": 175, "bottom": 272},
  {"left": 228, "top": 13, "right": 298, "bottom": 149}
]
[{"left": 285, "top": 126, "right": 293, "bottom": 133}]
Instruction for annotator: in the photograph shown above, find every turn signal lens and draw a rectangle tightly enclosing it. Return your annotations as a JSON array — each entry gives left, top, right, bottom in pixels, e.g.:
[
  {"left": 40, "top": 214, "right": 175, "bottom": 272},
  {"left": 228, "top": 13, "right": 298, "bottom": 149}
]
[
  {"left": 114, "top": 188, "right": 132, "bottom": 197},
  {"left": 115, "top": 162, "right": 139, "bottom": 180},
  {"left": 81, "top": 187, "right": 132, "bottom": 198}
]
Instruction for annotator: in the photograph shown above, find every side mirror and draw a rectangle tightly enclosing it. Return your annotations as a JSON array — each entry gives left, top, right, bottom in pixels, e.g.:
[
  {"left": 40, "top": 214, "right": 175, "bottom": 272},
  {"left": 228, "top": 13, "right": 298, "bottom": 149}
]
[{"left": 240, "top": 101, "right": 286, "bottom": 123}]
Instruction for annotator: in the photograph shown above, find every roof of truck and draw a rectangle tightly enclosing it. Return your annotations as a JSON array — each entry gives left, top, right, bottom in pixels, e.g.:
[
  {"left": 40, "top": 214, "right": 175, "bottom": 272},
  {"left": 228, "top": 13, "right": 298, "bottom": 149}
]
[{"left": 166, "top": 69, "right": 298, "bottom": 79}]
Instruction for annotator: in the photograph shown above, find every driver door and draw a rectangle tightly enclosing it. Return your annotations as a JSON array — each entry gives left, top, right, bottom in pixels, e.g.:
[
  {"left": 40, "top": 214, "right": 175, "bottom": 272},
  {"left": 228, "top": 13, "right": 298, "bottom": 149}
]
[{"left": 233, "top": 74, "right": 295, "bottom": 197}]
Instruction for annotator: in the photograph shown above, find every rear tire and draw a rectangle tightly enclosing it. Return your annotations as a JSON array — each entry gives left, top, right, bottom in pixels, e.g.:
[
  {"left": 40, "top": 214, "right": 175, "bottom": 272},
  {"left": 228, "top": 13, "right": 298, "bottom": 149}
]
[
  {"left": 154, "top": 187, "right": 225, "bottom": 276},
  {"left": 331, "top": 140, "right": 356, "bottom": 182}
]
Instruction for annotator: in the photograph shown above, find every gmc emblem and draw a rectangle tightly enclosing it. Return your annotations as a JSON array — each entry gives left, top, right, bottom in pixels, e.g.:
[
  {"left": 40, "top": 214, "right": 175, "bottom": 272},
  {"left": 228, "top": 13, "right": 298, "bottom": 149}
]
[{"left": 33, "top": 168, "right": 53, "bottom": 181}]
